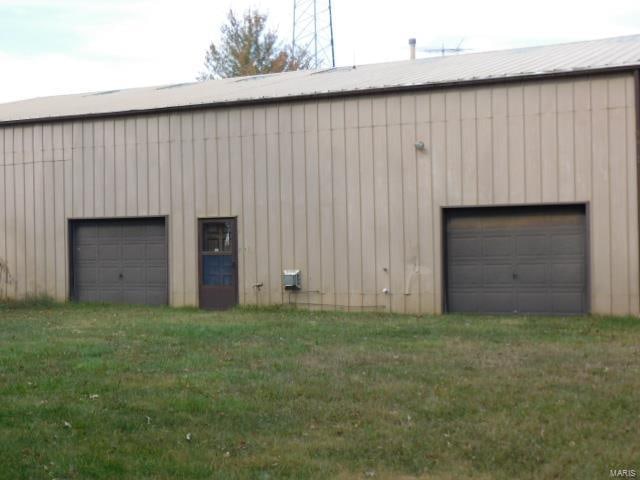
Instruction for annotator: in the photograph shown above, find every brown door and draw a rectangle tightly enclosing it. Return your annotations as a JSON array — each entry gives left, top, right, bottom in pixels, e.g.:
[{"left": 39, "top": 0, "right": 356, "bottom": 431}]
[{"left": 198, "top": 218, "right": 239, "bottom": 310}]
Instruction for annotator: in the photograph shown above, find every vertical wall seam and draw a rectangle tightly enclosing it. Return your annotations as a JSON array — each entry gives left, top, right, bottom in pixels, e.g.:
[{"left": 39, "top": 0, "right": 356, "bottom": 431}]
[
  {"left": 1, "top": 131, "right": 4, "bottom": 297},
  {"left": 343, "top": 101, "right": 351, "bottom": 309},
  {"left": 20, "top": 128, "right": 26, "bottom": 297},
  {"left": 475, "top": 91, "right": 480, "bottom": 204},
  {"left": 624, "top": 79, "right": 630, "bottom": 313},
  {"left": 414, "top": 95, "right": 421, "bottom": 307},
  {"left": 264, "top": 111, "right": 271, "bottom": 303},
  {"left": 521, "top": 87, "right": 527, "bottom": 202},
  {"left": 59, "top": 126, "right": 64, "bottom": 299},
  {"left": 635, "top": 70, "right": 640, "bottom": 314},
  {"left": 91, "top": 122, "right": 96, "bottom": 217},
  {"left": 489, "top": 89, "right": 494, "bottom": 203},
  {"left": 555, "top": 83, "right": 560, "bottom": 201},
  {"left": 458, "top": 92, "right": 463, "bottom": 202},
  {"left": 370, "top": 99, "right": 377, "bottom": 305},
  {"left": 384, "top": 98, "right": 392, "bottom": 311},
  {"left": 538, "top": 84, "right": 543, "bottom": 201},
  {"left": 330, "top": 105, "right": 337, "bottom": 309},
  {"left": 192, "top": 113, "right": 197, "bottom": 304},
  {"left": 429, "top": 96, "right": 436, "bottom": 310},
  {"left": 123, "top": 121, "right": 128, "bottom": 217},
  {"left": 399, "top": 98, "right": 406, "bottom": 311},
  {"left": 316, "top": 103, "right": 323, "bottom": 305},
  {"left": 606, "top": 80, "right": 613, "bottom": 314},
  {"left": 571, "top": 82, "right": 577, "bottom": 200},
  {"left": 31, "top": 126, "right": 36, "bottom": 293},
  {"left": 357, "top": 103, "right": 364, "bottom": 302},
  {"left": 253, "top": 112, "right": 259, "bottom": 303},
  {"left": 167, "top": 116, "right": 174, "bottom": 305},
  {"left": 147, "top": 117, "right": 151, "bottom": 215},
  {"left": 277, "top": 107, "right": 284, "bottom": 305},
  {"left": 444, "top": 93, "right": 449, "bottom": 203},
  {"left": 302, "top": 108, "right": 310, "bottom": 307},
  {"left": 135, "top": 118, "right": 139, "bottom": 214}
]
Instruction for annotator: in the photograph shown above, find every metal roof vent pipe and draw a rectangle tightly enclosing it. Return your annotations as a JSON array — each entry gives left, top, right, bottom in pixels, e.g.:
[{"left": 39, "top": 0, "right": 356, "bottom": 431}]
[{"left": 409, "top": 38, "right": 416, "bottom": 60}]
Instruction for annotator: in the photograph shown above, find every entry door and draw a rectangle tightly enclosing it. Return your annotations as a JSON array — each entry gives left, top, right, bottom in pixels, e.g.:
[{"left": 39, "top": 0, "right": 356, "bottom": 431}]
[{"left": 198, "top": 218, "right": 239, "bottom": 309}]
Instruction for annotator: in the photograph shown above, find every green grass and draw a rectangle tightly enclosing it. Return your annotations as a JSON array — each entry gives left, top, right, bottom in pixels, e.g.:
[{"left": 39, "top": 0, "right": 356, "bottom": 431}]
[{"left": 0, "top": 302, "right": 639, "bottom": 479}]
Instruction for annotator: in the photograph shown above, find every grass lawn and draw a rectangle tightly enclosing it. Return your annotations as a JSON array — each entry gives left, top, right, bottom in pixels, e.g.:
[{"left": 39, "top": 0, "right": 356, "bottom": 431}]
[{"left": 0, "top": 302, "right": 639, "bottom": 479}]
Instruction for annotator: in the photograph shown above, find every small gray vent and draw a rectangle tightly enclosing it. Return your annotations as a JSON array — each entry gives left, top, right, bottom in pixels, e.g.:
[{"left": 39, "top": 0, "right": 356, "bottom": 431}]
[
  {"left": 311, "top": 66, "right": 356, "bottom": 75},
  {"left": 86, "top": 89, "right": 121, "bottom": 97},
  {"left": 156, "top": 82, "right": 195, "bottom": 90},
  {"left": 234, "top": 75, "right": 268, "bottom": 83}
]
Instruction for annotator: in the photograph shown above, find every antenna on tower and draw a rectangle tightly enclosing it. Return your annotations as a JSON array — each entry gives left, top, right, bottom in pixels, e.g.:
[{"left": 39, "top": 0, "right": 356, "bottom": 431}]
[
  {"left": 420, "top": 38, "right": 470, "bottom": 57},
  {"left": 293, "top": 0, "right": 336, "bottom": 69}
]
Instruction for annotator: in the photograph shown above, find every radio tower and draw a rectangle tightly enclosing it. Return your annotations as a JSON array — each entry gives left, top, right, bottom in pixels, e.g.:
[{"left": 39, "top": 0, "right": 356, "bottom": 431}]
[{"left": 292, "top": 0, "right": 335, "bottom": 69}]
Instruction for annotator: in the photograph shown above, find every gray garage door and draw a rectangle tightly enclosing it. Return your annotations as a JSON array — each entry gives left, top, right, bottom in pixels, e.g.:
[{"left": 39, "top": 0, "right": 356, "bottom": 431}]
[
  {"left": 71, "top": 218, "right": 168, "bottom": 305},
  {"left": 445, "top": 205, "right": 587, "bottom": 315}
]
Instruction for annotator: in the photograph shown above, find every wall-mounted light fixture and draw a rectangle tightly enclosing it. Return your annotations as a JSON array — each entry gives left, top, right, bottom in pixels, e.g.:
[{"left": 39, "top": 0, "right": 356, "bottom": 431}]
[{"left": 415, "top": 141, "right": 426, "bottom": 151}]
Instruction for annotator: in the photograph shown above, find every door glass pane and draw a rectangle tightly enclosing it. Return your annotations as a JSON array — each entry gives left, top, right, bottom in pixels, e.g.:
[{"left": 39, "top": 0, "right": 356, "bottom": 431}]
[
  {"left": 203, "top": 255, "right": 234, "bottom": 285},
  {"left": 203, "top": 222, "right": 232, "bottom": 253}
]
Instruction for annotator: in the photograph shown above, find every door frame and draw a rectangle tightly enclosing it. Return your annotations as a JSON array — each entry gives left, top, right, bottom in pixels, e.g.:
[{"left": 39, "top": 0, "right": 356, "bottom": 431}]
[
  {"left": 441, "top": 202, "right": 590, "bottom": 315},
  {"left": 67, "top": 216, "right": 170, "bottom": 304},
  {"left": 197, "top": 217, "right": 239, "bottom": 309}
]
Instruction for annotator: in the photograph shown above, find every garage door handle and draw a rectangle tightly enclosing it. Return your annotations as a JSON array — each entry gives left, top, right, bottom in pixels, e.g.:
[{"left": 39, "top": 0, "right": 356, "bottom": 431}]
[
  {"left": 119, "top": 273, "right": 124, "bottom": 279},
  {"left": 512, "top": 272, "right": 518, "bottom": 280}
]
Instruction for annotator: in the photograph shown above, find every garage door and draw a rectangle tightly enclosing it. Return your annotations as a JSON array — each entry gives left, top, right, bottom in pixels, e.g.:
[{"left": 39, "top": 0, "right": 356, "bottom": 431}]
[
  {"left": 445, "top": 205, "right": 587, "bottom": 315},
  {"left": 71, "top": 218, "right": 168, "bottom": 305}
]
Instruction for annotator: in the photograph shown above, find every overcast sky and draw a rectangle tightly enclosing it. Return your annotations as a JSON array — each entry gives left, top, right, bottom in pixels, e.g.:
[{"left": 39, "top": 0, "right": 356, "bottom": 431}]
[{"left": 0, "top": 0, "right": 639, "bottom": 103}]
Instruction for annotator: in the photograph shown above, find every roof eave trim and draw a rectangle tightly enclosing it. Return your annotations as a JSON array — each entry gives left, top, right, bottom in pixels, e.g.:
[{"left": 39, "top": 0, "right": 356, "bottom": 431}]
[{"left": 0, "top": 65, "right": 638, "bottom": 127}]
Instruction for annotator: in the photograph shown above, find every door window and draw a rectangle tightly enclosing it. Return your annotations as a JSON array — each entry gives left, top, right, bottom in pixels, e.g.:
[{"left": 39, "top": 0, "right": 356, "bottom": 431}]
[{"left": 202, "top": 221, "right": 234, "bottom": 286}]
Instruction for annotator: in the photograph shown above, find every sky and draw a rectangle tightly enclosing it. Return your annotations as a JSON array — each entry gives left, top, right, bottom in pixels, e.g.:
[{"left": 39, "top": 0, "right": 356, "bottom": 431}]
[{"left": 0, "top": 0, "right": 639, "bottom": 103}]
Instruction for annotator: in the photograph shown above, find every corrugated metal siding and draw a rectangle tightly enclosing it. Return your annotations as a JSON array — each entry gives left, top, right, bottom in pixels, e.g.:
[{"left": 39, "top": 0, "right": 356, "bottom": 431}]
[
  {"left": 0, "top": 73, "right": 638, "bottom": 315},
  {"left": 1, "top": 35, "right": 640, "bottom": 124}
]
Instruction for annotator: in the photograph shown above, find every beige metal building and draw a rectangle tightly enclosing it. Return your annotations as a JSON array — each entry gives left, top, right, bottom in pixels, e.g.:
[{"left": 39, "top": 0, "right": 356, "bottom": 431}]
[{"left": 0, "top": 35, "right": 639, "bottom": 315}]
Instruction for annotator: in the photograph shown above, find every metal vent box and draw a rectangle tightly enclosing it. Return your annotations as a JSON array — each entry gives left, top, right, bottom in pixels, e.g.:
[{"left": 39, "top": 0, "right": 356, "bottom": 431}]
[{"left": 282, "top": 269, "right": 301, "bottom": 290}]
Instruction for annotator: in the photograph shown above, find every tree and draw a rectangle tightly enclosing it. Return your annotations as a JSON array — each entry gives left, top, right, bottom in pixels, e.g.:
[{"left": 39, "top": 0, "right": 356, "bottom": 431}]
[{"left": 198, "top": 9, "right": 312, "bottom": 81}]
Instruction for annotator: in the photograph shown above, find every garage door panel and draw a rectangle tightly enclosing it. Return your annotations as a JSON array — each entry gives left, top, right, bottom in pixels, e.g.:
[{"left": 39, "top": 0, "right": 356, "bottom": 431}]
[
  {"left": 72, "top": 218, "right": 167, "bottom": 306},
  {"left": 122, "top": 224, "right": 147, "bottom": 238},
  {"left": 516, "top": 292, "right": 552, "bottom": 313},
  {"left": 77, "top": 288, "right": 100, "bottom": 302},
  {"left": 145, "top": 289, "right": 168, "bottom": 306},
  {"left": 76, "top": 245, "right": 98, "bottom": 261},
  {"left": 517, "top": 263, "right": 547, "bottom": 285},
  {"left": 551, "top": 233, "right": 585, "bottom": 255},
  {"left": 483, "top": 264, "right": 513, "bottom": 285},
  {"left": 553, "top": 292, "right": 585, "bottom": 313},
  {"left": 482, "top": 236, "right": 514, "bottom": 257},
  {"left": 98, "top": 267, "right": 121, "bottom": 284},
  {"left": 146, "top": 266, "right": 168, "bottom": 283},
  {"left": 551, "top": 263, "right": 584, "bottom": 285},
  {"left": 516, "top": 234, "right": 549, "bottom": 256},
  {"left": 448, "top": 291, "right": 478, "bottom": 312},
  {"left": 480, "top": 291, "right": 516, "bottom": 313},
  {"left": 75, "top": 225, "right": 98, "bottom": 243},
  {"left": 122, "top": 244, "right": 146, "bottom": 260},
  {"left": 97, "top": 224, "right": 121, "bottom": 237},
  {"left": 76, "top": 266, "right": 98, "bottom": 284},
  {"left": 446, "top": 205, "right": 586, "bottom": 315},
  {"left": 99, "top": 289, "right": 123, "bottom": 303},
  {"left": 449, "top": 236, "right": 482, "bottom": 257},
  {"left": 122, "top": 266, "right": 147, "bottom": 283},
  {"left": 98, "top": 244, "right": 121, "bottom": 261},
  {"left": 449, "top": 265, "right": 482, "bottom": 285},
  {"left": 146, "top": 244, "right": 167, "bottom": 260}
]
